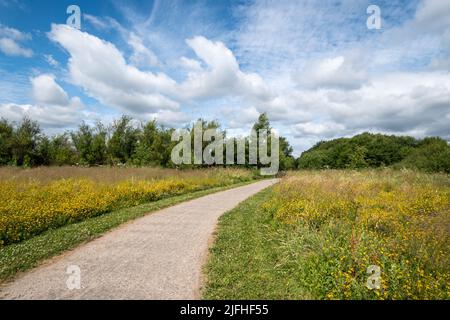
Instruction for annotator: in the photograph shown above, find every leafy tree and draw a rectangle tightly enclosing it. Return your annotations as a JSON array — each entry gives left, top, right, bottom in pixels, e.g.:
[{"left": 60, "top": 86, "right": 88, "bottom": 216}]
[
  {"left": 108, "top": 116, "right": 139, "bottom": 164},
  {"left": 399, "top": 137, "right": 450, "bottom": 173},
  {"left": 252, "top": 113, "right": 295, "bottom": 170},
  {"left": 133, "top": 121, "right": 175, "bottom": 167},
  {"left": 49, "top": 133, "right": 77, "bottom": 166},
  {"left": 297, "top": 132, "right": 448, "bottom": 173},
  {"left": 36, "top": 136, "right": 52, "bottom": 166},
  {"left": 11, "top": 117, "right": 41, "bottom": 167},
  {"left": 279, "top": 136, "right": 296, "bottom": 170},
  {"left": 0, "top": 119, "right": 13, "bottom": 165},
  {"left": 133, "top": 120, "right": 158, "bottom": 166},
  {"left": 71, "top": 122, "right": 107, "bottom": 165}
]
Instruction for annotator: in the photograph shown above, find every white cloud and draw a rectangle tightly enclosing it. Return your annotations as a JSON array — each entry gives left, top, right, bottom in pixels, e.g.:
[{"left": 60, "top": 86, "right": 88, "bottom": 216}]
[
  {"left": 47, "top": 24, "right": 274, "bottom": 122},
  {"left": 44, "top": 54, "right": 59, "bottom": 67},
  {"left": 152, "top": 109, "right": 189, "bottom": 126},
  {"left": 218, "top": 105, "right": 260, "bottom": 129},
  {"left": 0, "top": 74, "right": 89, "bottom": 128},
  {"left": 84, "top": 14, "right": 111, "bottom": 30},
  {"left": 414, "top": 0, "right": 450, "bottom": 31},
  {"left": 31, "top": 74, "right": 70, "bottom": 106},
  {"left": 271, "top": 71, "right": 450, "bottom": 143},
  {"left": 180, "top": 36, "right": 271, "bottom": 101},
  {"left": 0, "top": 24, "right": 33, "bottom": 57},
  {"left": 294, "top": 122, "right": 346, "bottom": 138},
  {"left": 0, "top": 101, "right": 87, "bottom": 128},
  {"left": 0, "top": 37, "right": 32, "bottom": 57},
  {"left": 127, "top": 32, "right": 159, "bottom": 67},
  {"left": 0, "top": 24, "right": 30, "bottom": 41},
  {"left": 48, "top": 24, "right": 179, "bottom": 115},
  {"left": 2, "top": 1, "right": 448, "bottom": 152},
  {"left": 297, "top": 55, "right": 368, "bottom": 90},
  {"left": 179, "top": 56, "right": 203, "bottom": 72},
  {"left": 84, "top": 15, "right": 159, "bottom": 69}
]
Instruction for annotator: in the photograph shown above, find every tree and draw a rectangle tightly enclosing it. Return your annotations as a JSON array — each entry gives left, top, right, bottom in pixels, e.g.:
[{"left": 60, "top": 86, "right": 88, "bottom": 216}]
[
  {"left": 399, "top": 137, "right": 450, "bottom": 173},
  {"left": 0, "top": 119, "right": 13, "bottom": 165},
  {"left": 252, "top": 113, "right": 271, "bottom": 133},
  {"left": 133, "top": 121, "right": 175, "bottom": 167},
  {"left": 11, "top": 117, "right": 41, "bottom": 167},
  {"left": 133, "top": 120, "right": 158, "bottom": 166},
  {"left": 279, "top": 136, "right": 296, "bottom": 170},
  {"left": 252, "top": 113, "right": 295, "bottom": 170},
  {"left": 296, "top": 132, "right": 447, "bottom": 173},
  {"left": 35, "top": 136, "right": 52, "bottom": 166},
  {"left": 49, "top": 133, "right": 76, "bottom": 166},
  {"left": 71, "top": 122, "right": 107, "bottom": 165},
  {"left": 108, "top": 116, "right": 139, "bottom": 164}
]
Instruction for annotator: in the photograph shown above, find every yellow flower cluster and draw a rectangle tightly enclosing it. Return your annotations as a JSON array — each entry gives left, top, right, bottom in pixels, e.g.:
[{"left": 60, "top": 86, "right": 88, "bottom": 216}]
[
  {"left": 0, "top": 168, "right": 254, "bottom": 247},
  {"left": 263, "top": 170, "right": 449, "bottom": 299}
]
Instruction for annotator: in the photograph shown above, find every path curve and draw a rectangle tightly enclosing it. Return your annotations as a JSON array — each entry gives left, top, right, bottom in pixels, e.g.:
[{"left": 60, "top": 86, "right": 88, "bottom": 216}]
[{"left": 0, "top": 179, "right": 278, "bottom": 300}]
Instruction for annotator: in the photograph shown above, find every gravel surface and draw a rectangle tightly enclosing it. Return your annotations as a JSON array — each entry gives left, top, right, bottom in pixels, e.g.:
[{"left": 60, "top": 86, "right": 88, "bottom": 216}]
[{"left": 0, "top": 179, "right": 278, "bottom": 300}]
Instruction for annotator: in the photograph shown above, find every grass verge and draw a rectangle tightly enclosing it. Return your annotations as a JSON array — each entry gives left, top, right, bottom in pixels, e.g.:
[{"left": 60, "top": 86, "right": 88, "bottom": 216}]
[
  {"left": 202, "top": 186, "right": 297, "bottom": 299},
  {"left": 0, "top": 180, "right": 255, "bottom": 283}
]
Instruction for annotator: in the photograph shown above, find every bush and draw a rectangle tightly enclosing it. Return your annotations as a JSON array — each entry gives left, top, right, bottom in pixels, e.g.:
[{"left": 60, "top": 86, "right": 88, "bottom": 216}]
[
  {"left": 298, "top": 133, "right": 448, "bottom": 173},
  {"left": 398, "top": 137, "right": 450, "bottom": 173}
]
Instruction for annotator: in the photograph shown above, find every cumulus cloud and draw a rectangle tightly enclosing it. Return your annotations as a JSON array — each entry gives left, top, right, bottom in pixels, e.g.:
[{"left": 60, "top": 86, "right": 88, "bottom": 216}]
[
  {"left": 294, "top": 122, "right": 346, "bottom": 138},
  {"left": 84, "top": 14, "right": 111, "bottom": 30},
  {"left": 152, "top": 109, "right": 189, "bottom": 127},
  {"left": 31, "top": 74, "right": 70, "bottom": 106},
  {"left": 297, "top": 55, "right": 368, "bottom": 90},
  {"left": 179, "top": 56, "right": 203, "bottom": 72},
  {"left": 0, "top": 24, "right": 33, "bottom": 57},
  {"left": 267, "top": 72, "right": 450, "bottom": 142},
  {"left": 127, "top": 32, "right": 159, "bottom": 68},
  {"left": 0, "top": 101, "right": 85, "bottom": 128},
  {"left": 0, "top": 74, "right": 88, "bottom": 128},
  {"left": 180, "top": 36, "right": 271, "bottom": 101},
  {"left": 48, "top": 24, "right": 179, "bottom": 115},
  {"left": 47, "top": 24, "right": 272, "bottom": 120}
]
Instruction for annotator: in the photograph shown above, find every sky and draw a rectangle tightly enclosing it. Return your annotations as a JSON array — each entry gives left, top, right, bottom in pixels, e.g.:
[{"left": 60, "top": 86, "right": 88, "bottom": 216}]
[{"left": 0, "top": 0, "right": 449, "bottom": 155}]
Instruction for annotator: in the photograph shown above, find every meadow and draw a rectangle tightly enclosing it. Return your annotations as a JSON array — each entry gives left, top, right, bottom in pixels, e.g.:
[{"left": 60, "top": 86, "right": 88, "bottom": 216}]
[
  {"left": 0, "top": 167, "right": 256, "bottom": 247},
  {"left": 204, "top": 170, "right": 449, "bottom": 300}
]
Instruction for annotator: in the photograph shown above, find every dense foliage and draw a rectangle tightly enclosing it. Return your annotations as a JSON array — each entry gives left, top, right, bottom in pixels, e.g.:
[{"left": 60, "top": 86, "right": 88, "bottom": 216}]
[
  {"left": 0, "top": 114, "right": 296, "bottom": 171},
  {"left": 1, "top": 115, "right": 447, "bottom": 173},
  {"left": 298, "top": 133, "right": 450, "bottom": 173}
]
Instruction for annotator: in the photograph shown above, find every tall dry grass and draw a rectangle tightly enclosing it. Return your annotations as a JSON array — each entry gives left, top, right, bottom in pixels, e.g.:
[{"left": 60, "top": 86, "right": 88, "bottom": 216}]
[
  {"left": 0, "top": 167, "right": 256, "bottom": 247},
  {"left": 0, "top": 166, "right": 240, "bottom": 183},
  {"left": 263, "top": 169, "right": 449, "bottom": 299}
]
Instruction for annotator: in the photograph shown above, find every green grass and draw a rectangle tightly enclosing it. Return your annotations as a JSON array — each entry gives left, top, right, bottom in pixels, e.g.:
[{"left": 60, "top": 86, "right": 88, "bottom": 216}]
[
  {"left": 203, "top": 186, "right": 353, "bottom": 300},
  {"left": 0, "top": 181, "right": 255, "bottom": 283},
  {"left": 202, "top": 186, "right": 314, "bottom": 299}
]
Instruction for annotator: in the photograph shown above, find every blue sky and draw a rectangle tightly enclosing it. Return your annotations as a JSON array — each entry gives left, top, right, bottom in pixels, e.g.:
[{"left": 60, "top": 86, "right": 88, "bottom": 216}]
[{"left": 0, "top": 0, "right": 449, "bottom": 154}]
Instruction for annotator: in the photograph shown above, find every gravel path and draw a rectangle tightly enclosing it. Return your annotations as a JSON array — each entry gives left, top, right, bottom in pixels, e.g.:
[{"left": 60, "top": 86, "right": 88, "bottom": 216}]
[{"left": 0, "top": 179, "right": 278, "bottom": 300}]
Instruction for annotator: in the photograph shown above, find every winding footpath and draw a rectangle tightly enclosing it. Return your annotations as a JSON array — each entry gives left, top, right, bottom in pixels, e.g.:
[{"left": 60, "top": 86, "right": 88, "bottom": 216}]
[{"left": 0, "top": 179, "right": 278, "bottom": 300}]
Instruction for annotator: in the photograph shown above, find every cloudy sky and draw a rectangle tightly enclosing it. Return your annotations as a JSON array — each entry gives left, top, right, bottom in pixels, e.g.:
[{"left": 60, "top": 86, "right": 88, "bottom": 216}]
[{"left": 0, "top": 0, "right": 449, "bottom": 154}]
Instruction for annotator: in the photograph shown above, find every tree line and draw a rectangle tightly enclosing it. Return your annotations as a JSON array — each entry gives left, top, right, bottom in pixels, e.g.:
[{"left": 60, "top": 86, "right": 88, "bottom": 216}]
[
  {"left": 298, "top": 132, "right": 450, "bottom": 173},
  {"left": 1, "top": 114, "right": 448, "bottom": 173},
  {"left": 0, "top": 113, "right": 296, "bottom": 170}
]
